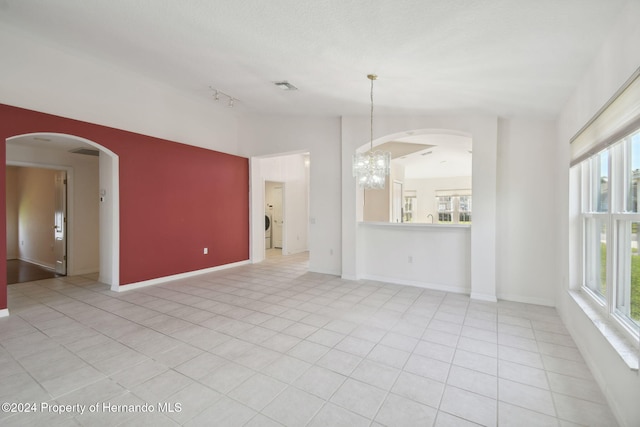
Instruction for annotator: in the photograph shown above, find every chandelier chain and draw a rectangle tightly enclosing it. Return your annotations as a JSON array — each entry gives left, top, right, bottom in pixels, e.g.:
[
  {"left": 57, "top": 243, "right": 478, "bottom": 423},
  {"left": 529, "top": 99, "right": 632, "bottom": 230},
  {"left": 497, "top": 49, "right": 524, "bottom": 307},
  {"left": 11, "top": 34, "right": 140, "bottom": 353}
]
[{"left": 370, "top": 76, "right": 374, "bottom": 151}]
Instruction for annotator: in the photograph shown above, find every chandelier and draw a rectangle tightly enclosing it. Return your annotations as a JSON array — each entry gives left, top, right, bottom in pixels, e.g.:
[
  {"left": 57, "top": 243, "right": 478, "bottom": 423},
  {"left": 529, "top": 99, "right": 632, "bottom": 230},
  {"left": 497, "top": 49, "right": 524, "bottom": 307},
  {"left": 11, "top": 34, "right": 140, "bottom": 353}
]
[{"left": 352, "top": 74, "right": 391, "bottom": 189}]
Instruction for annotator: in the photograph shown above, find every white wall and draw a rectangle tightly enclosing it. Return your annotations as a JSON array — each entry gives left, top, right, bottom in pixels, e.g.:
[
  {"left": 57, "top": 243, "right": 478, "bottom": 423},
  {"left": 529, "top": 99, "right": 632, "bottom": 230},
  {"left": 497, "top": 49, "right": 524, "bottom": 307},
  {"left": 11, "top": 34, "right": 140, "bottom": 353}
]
[
  {"left": 404, "top": 176, "right": 472, "bottom": 223},
  {"left": 7, "top": 144, "right": 99, "bottom": 275},
  {"left": 496, "top": 118, "right": 558, "bottom": 306},
  {"left": 360, "top": 223, "right": 470, "bottom": 293},
  {"left": 557, "top": 2, "right": 640, "bottom": 426},
  {"left": 239, "top": 115, "right": 342, "bottom": 275},
  {"left": 0, "top": 24, "right": 239, "bottom": 155}
]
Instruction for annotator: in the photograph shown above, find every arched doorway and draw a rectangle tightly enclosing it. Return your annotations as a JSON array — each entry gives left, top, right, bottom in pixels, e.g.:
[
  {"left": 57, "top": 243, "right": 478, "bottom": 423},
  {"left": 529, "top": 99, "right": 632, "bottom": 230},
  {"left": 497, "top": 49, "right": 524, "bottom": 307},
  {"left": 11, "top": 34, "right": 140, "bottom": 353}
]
[{"left": 6, "top": 132, "right": 119, "bottom": 290}]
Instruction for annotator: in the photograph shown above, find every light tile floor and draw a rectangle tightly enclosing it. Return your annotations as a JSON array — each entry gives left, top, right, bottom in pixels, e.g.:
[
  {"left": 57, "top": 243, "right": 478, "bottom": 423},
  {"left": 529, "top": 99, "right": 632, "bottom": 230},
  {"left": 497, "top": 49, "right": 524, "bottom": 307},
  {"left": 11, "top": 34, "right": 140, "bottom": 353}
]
[{"left": 0, "top": 252, "right": 619, "bottom": 426}]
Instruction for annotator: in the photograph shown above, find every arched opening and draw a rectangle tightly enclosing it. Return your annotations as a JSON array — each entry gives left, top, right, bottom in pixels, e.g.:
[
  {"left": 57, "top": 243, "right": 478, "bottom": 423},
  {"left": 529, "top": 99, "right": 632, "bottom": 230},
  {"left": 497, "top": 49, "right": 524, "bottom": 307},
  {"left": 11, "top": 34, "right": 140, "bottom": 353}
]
[
  {"left": 355, "top": 128, "right": 472, "bottom": 224},
  {"left": 6, "top": 132, "right": 119, "bottom": 291}
]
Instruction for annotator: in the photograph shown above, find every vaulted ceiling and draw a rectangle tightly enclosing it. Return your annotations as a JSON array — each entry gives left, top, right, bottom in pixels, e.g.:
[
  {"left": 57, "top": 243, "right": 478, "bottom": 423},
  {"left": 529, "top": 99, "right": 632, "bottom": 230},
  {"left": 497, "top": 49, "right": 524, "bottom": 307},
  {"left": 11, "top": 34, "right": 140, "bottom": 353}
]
[{"left": 0, "top": 0, "right": 629, "bottom": 117}]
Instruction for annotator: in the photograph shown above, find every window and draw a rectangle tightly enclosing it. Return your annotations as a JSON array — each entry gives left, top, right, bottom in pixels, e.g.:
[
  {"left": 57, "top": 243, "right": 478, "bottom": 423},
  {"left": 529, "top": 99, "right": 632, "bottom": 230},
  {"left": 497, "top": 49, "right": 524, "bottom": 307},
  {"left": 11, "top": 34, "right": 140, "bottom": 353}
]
[
  {"left": 437, "top": 195, "right": 453, "bottom": 223},
  {"left": 580, "top": 129, "right": 640, "bottom": 337},
  {"left": 436, "top": 193, "right": 472, "bottom": 224}
]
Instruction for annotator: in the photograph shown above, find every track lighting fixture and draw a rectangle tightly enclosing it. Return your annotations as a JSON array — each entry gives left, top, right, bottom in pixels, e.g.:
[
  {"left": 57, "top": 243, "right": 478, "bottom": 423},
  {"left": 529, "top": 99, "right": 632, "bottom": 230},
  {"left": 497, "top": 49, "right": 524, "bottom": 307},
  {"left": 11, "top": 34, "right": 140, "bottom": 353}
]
[{"left": 209, "top": 86, "right": 237, "bottom": 108}]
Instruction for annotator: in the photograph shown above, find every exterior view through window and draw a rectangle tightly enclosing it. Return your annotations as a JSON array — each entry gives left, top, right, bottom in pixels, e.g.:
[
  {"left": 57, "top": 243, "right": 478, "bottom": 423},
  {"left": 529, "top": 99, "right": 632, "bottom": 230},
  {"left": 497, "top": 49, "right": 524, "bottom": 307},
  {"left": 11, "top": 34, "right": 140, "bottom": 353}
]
[{"left": 580, "top": 129, "right": 640, "bottom": 335}]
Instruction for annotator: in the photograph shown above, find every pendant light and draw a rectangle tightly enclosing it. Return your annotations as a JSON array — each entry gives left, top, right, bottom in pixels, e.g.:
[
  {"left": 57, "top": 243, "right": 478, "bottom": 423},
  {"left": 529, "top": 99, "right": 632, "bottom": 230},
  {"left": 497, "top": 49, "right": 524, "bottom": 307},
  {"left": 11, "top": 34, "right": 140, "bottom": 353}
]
[{"left": 352, "top": 74, "right": 391, "bottom": 189}]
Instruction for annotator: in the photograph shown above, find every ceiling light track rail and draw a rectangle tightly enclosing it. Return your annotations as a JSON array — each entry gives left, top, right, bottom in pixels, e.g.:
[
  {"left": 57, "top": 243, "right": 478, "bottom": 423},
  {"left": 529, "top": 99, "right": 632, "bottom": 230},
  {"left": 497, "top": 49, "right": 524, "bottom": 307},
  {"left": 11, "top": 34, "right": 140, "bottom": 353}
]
[{"left": 209, "top": 86, "right": 238, "bottom": 108}]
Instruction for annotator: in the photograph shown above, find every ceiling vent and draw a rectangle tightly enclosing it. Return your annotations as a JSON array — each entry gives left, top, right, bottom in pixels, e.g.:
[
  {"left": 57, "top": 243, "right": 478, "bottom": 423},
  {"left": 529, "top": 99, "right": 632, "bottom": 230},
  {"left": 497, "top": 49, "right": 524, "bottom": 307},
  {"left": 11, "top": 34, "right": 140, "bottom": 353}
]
[
  {"left": 70, "top": 148, "right": 99, "bottom": 156},
  {"left": 274, "top": 81, "right": 298, "bottom": 91}
]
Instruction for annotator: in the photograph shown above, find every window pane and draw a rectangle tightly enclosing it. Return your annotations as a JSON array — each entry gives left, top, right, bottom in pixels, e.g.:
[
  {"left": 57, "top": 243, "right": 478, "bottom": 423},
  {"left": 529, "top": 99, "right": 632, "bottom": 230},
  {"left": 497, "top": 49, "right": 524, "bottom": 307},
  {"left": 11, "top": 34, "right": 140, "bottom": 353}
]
[
  {"left": 459, "top": 196, "right": 472, "bottom": 223},
  {"left": 437, "top": 196, "right": 452, "bottom": 223},
  {"left": 585, "top": 217, "right": 607, "bottom": 299},
  {"left": 617, "top": 221, "right": 640, "bottom": 327},
  {"left": 628, "top": 132, "right": 640, "bottom": 212},
  {"left": 594, "top": 151, "right": 609, "bottom": 212}
]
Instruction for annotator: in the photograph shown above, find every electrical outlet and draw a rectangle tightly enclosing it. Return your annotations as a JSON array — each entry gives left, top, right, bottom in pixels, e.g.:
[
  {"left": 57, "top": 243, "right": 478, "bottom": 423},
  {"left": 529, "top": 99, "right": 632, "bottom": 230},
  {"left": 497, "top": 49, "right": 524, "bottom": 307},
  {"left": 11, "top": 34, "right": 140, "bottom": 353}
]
[{"left": 203, "top": 248, "right": 208, "bottom": 255}]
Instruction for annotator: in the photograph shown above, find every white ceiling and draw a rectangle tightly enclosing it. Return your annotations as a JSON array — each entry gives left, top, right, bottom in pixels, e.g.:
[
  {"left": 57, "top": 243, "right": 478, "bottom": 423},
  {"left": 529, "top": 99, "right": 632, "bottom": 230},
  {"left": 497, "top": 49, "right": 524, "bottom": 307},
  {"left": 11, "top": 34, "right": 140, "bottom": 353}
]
[
  {"left": 0, "top": 0, "right": 630, "bottom": 118},
  {"left": 393, "top": 134, "right": 472, "bottom": 179}
]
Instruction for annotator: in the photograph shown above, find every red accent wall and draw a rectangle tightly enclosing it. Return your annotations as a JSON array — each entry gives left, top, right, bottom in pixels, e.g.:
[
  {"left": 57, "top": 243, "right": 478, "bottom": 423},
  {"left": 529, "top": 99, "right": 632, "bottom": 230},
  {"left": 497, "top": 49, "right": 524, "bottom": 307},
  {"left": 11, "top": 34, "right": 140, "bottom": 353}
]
[{"left": 0, "top": 104, "right": 249, "bottom": 309}]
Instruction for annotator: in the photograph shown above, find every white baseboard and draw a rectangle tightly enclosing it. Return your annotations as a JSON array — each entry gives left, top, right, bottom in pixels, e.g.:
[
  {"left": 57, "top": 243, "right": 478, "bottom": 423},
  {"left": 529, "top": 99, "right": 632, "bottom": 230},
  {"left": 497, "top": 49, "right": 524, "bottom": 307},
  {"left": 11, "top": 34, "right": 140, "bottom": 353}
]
[
  {"left": 113, "top": 260, "right": 251, "bottom": 292},
  {"left": 72, "top": 268, "right": 99, "bottom": 276},
  {"left": 362, "top": 274, "right": 470, "bottom": 295},
  {"left": 470, "top": 291, "right": 498, "bottom": 303},
  {"left": 0, "top": 309, "right": 9, "bottom": 318},
  {"left": 496, "top": 292, "right": 554, "bottom": 307}
]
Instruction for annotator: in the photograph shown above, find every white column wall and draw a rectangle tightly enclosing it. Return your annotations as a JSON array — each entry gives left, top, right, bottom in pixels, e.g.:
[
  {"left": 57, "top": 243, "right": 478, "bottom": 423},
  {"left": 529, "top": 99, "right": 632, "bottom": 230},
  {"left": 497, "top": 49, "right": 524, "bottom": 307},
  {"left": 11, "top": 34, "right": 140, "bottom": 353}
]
[
  {"left": 238, "top": 115, "right": 342, "bottom": 275},
  {"left": 496, "top": 118, "right": 558, "bottom": 306},
  {"left": 341, "top": 115, "right": 498, "bottom": 301}
]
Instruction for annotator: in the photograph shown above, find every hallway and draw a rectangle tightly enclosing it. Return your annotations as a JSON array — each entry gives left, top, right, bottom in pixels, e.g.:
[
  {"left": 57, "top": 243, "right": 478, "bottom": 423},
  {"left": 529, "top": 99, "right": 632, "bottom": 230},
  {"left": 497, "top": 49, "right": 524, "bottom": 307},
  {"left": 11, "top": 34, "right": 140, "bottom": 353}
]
[{"left": 6, "top": 259, "right": 61, "bottom": 285}]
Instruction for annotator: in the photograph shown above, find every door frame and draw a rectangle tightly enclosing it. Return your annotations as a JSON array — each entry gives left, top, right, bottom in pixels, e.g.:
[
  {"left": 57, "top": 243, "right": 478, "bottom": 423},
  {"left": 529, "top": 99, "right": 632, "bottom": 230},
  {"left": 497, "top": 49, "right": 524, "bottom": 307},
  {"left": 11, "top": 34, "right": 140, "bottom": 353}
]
[{"left": 53, "top": 169, "right": 67, "bottom": 275}]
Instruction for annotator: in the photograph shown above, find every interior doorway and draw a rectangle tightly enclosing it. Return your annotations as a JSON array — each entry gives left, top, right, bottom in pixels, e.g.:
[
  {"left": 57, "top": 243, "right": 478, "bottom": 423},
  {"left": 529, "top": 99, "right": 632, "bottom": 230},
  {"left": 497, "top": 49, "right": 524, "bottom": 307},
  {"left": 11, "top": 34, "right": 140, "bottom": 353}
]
[
  {"left": 251, "top": 152, "right": 310, "bottom": 264},
  {"left": 6, "top": 165, "right": 69, "bottom": 284},
  {"left": 266, "top": 181, "right": 284, "bottom": 249},
  {"left": 5, "top": 133, "right": 120, "bottom": 289}
]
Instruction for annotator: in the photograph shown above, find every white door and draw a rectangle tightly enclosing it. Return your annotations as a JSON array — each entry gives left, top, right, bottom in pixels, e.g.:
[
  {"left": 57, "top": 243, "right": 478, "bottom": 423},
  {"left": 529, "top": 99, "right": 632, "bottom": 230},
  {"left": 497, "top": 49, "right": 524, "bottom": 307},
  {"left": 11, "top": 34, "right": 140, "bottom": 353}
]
[
  {"left": 54, "top": 171, "right": 67, "bottom": 275},
  {"left": 273, "top": 186, "right": 283, "bottom": 248}
]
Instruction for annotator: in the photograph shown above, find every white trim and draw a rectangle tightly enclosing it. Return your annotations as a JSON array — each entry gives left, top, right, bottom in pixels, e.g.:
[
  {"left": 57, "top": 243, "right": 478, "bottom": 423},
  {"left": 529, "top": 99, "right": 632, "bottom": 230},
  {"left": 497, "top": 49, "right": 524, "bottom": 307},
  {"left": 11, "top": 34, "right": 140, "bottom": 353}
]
[
  {"left": 362, "top": 273, "right": 470, "bottom": 295},
  {"left": 470, "top": 292, "right": 498, "bottom": 303},
  {"left": 73, "top": 268, "right": 99, "bottom": 276},
  {"left": 113, "top": 260, "right": 251, "bottom": 292},
  {"left": 310, "top": 267, "right": 341, "bottom": 276},
  {"left": 494, "top": 292, "right": 554, "bottom": 307},
  {"left": 0, "top": 309, "right": 9, "bottom": 317}
]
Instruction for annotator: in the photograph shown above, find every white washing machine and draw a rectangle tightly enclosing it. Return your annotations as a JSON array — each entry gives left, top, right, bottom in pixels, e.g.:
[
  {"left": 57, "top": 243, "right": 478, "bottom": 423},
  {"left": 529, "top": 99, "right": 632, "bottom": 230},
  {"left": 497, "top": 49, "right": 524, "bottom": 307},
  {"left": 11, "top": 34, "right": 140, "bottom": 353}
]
[{"left": 265, "top": 213, "right": 272, "bottom": 249}]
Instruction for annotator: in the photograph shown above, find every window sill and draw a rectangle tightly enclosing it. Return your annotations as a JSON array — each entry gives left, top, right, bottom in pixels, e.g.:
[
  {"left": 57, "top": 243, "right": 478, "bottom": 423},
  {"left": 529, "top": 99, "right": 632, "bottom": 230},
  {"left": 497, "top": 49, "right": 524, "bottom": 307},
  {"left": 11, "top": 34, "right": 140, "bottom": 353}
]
[{"left": 569, "top": 290, "right": 639, "bottom": 371}]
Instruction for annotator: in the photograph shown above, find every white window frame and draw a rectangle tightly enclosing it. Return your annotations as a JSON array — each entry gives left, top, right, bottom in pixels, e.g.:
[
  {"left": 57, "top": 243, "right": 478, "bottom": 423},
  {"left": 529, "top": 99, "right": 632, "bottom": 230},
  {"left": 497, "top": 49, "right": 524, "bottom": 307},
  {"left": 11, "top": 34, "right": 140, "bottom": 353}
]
[{"left": 580, "top": 132, "right": 640, "bottom": 341}]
